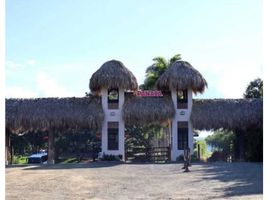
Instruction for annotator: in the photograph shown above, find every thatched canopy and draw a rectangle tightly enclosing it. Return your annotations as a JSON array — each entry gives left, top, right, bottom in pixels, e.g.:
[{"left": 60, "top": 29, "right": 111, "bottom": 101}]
[
  {"left": 123, "top": 96, "right": 175, "bottom": 125},
  {"left": 6, "top": 97, "right": 104, "bottom": 134},
  {"left": 156, "top": 61, "right": 207, "bottom": 93},
  {"left": 191, "top": 99, "right": 263, "bottom": 130},
  {"left": 90, "top": 60, "right": 138, "bottom": 92}
]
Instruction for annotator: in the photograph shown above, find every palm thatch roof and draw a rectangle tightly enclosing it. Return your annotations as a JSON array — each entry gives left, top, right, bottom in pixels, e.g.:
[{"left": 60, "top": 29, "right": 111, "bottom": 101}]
[
  {"left": 156, "top": 61, "right": 207, "bottom": 93},
  {"left": 90, "top": 60, "right": 138, "bottom": 92},
  {"left": 6, "top": 97, "right": 104, "bottom": 134},
  {"left": 191, "top": 99, "right": 263, "bottom": 130},
  {"left": 6, "top": 95, "right": 262, "bottom": 133},
  {"left": 123, "top": 96, "right": 175, "bottom": 125}
]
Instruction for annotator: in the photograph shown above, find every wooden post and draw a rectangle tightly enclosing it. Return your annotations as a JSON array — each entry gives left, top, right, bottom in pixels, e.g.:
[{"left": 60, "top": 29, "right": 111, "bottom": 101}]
[
  {"left": 197, "top": 144, "right": 201, "bottom": 161},
  {"left": 238, "top": 130, "right": 245, "bottom": 161},
  {"left": 5, "top": 130, "right": 11, "bottom": 165},
  {"left": 48, "top": 129, "right": 55, "bottom": 164}
]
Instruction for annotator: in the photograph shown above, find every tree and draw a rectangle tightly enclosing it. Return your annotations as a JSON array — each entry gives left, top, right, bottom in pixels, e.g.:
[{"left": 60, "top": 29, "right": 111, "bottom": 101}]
[
  {"left": 194, "top": 139, "right": 209, "bottom": 160},
  {"left": 243, "top": 78, "right": 263, "bottom": 98},
  {"left": 205, "top": 130, "right": 235, "bottom": 160},
  {"left": 140, "top": 54, "right": 181, "bottom": 90},
  {"left": 125, "top": 124, "right": 165, "bottom": 161},
  {"left": 241, "top": 78, "right": 263, "bottom": 162}
]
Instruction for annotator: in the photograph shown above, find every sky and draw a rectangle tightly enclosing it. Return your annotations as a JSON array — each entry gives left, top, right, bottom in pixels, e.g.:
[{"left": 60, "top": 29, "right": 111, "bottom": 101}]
[{"left": 5, "top": 0, "right": 263, "bottom": 99}]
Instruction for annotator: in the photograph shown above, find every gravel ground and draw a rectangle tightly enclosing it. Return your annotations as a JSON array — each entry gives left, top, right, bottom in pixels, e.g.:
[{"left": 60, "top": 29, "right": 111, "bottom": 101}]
[{"left": 6, "top": 162, "right": 262, "bottom": 200}]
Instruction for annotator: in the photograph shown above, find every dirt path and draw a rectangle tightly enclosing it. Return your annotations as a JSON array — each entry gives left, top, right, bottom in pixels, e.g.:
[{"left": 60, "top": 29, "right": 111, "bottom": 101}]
[{"left": 6, "top": 162, "right": 262, "bottom": 200}]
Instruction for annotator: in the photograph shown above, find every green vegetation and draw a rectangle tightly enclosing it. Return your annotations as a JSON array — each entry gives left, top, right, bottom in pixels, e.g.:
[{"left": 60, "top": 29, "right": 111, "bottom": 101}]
[
  {"left": 243, "top": 78, "right": 263, "bottom": 98},
  {"left": 243, "top": 78, "right": 263, "bottom": 162},
  {"left": 193, "top": 139, "right": 211, "bottom": 160},
  {"left": 205, "top": 130, "right": 234, "bottom": 161},
  {"left": 140, "top": 54, "right": 181, "bottom": 89},
  {"left": 12, "top": 155, "right": 28, "bottom": 164},
  {"left": 125, "top": 124, "right": 165, "bottom": 150},
  {"left": 205, "top": 130, "right": 234, "bottom": 154}
]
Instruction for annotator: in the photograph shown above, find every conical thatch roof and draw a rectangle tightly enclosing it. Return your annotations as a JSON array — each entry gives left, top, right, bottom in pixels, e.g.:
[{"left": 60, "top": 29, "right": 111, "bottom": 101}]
[
  {"left": 191, "top": 99, "right": 263, "bottom": 130},
  {"left": 6, "top": 97, "right": 104, "bottom": 134},
  {"left": 156, "top": 61, "right": 207, "bottom": 93},
  {"left": 123, "top": 96, "right": 175, "bottom": 125},
  {"left": 90, "top": 60, "right": 138, "bottom": 92}
]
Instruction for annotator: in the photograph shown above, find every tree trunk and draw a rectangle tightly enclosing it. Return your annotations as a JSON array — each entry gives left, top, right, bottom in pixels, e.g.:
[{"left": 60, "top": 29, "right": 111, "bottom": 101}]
[
  {"left": 48, "top": 130, "right": 55, "bottom": 164},
  {"left": 197, "top": 144, "right": 201, "bottom": 161},
  {"left": 6, "top": 130, "right": 11, "bottom": 165}
]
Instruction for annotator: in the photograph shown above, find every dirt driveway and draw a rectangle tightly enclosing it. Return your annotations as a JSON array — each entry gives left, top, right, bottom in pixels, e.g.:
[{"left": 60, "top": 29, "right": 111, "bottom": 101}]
[{"left": 6, "top": 162, "right": 262, "bottom": 200}]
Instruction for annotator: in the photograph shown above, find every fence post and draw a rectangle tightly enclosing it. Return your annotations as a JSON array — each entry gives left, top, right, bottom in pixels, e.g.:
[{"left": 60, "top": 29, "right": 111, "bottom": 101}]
[
  {"left": 197, "top": 144, "right": 201, "bottom": 161},
  {"left": 48, "top": 129, "right": 55, "bottom": 164}
]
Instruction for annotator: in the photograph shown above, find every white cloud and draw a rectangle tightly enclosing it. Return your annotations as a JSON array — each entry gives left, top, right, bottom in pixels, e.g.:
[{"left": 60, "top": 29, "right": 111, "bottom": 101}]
[
  {"left": 27, "top": 59, "right": 36, "bottom": 65},
  {"left": 215, "top": 63, "right": 262, "bottom": 98},
  {"left": 5, "top": 86, "right": 37, "bottom": 98},
  {"left": 6, "top": 61, "right": 23, "bottom": 70},
  {"left": 36, "top": 72, "right": 72, "bottom": 97}
]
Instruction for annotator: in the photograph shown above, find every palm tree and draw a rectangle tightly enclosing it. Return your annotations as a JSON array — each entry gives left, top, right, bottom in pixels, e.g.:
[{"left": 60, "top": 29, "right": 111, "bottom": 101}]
[{"left": 140, "top": 54, "right": 181, "bottom": 90}]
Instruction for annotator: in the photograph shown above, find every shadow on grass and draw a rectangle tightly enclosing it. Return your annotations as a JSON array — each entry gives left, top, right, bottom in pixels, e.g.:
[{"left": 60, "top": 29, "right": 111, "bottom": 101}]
[{"left": 198, "top": 162, "right": 263, "bottom": 198}]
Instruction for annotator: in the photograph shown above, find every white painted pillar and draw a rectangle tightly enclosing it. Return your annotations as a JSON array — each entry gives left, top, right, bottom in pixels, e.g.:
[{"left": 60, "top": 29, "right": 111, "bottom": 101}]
[
  {"left": 170, "top": 88, "right": 193, "bottom": 161},
  {"left": 101, "top": 88, "right": 125, "bottom": 161}
]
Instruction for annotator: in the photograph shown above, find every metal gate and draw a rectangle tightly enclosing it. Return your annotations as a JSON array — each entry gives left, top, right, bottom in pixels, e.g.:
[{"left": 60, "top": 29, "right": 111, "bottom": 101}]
[{"left": 126, "top": 146, "right": 170, "bottom": 163}]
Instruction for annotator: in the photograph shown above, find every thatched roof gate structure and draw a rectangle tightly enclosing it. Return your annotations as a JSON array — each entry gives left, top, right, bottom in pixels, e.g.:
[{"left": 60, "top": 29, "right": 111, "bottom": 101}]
[
  {"left": 6, "top": 98, "right": 262, "bottom": 133},
  {"left": 5, "top": 59, "right": 263, "bottom": 164}
]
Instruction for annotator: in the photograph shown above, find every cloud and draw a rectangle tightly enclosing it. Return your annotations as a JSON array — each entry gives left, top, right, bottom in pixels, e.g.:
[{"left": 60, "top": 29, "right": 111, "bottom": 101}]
[
  {"left": 215, "top": 63, "right": 262, "bottom": 98},
  {"left": 6, "top": 61, "right": 23, "bottom": 70},
  {"left": 26, "top": 59, "right": 36, "bottom": 65},
  {"left": 36, "top": 72, "right": 73, "bottom": 97},
  {"left": 5, "top": 86, "right": 38, "bottom": 98}
]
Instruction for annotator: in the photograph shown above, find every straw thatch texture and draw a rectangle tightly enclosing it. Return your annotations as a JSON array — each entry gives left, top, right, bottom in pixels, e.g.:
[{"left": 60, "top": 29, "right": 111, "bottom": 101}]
[
  {"left": 156, "top": 61, "right": 207, "bottom": 93},
  {"left": 90, "top": 60, "right": 138, "bottom": 92},
  {"left": 123, "top": 96, "right": 175, "bottom": 125},
  {"left": 191, "top": 99, "right": 263, "bottom": 130},
  {"left": 6, "top": 97, "right": 104, "bottom": 133}
]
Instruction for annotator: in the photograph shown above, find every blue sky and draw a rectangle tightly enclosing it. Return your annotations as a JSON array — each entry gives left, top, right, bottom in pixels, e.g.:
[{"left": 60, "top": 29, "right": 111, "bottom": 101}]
[{"left": 5, "top": 0, "right": 263, "bottom": 99}]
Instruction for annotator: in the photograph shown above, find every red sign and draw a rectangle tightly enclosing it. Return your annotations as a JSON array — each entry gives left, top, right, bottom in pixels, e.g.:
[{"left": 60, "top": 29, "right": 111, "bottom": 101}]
[{"left": 134, "top": 90, "right": 163, "bottom": 97}]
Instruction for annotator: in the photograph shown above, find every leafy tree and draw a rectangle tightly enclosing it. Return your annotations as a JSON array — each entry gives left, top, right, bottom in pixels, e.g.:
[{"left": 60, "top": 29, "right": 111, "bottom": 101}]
[
  {"left": 125, "top": 124, "right": 165, "bottom": 161},
  {"left": 239, "top": 78, "right": 263, "bottom": 162},
  {"left": 205, "top": 130, "right": 235, "bottom": 158},
  {"left": 140, "top": 54, "right": 181, "bottom": 90},
  {"left": 243, "top": 78, "right": 263, "bottom": 98},
  {"left": 11, "top": 131, "right": 48, "bottom": 155},
  {"left": 194, "top": 139, "right": 209, "bottom": 159}
]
